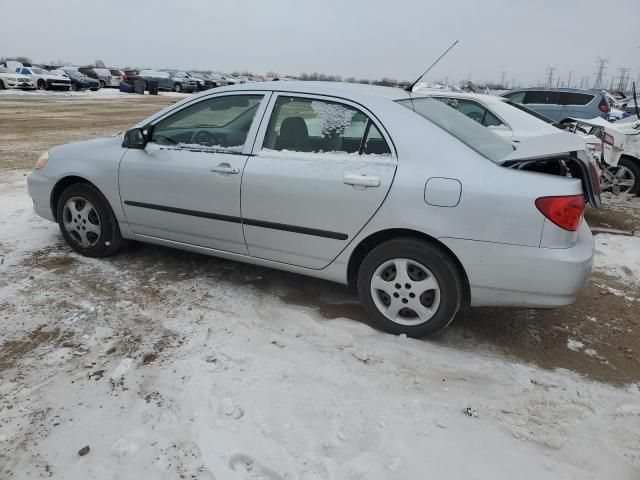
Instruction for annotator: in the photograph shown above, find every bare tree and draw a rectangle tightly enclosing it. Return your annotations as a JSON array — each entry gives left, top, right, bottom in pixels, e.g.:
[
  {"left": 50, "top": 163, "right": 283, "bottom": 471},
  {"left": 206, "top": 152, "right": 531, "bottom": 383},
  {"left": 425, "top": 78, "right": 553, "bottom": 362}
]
[{"left": 94, "top": 59, "right": 106, "bottom": 68}]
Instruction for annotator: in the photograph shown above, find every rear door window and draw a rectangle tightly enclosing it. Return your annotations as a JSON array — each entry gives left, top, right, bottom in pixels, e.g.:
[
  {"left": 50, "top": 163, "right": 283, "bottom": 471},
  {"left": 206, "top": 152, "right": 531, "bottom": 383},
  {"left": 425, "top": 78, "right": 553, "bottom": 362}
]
[
  {"left": 557, "top": 92, "right": 594, "bottom": 105},
  {"left": 523, "top": 91, "right": 560, "bottom": 105},
  {"left": 262, "top": 96, "right": 391, "bottom": 156}
]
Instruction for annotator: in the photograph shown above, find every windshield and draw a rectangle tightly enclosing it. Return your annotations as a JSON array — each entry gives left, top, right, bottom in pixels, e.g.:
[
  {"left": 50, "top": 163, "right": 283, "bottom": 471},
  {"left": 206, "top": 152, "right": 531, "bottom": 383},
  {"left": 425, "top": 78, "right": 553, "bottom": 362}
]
[
  {"left": 398, "top": 97, "right": 514, "bottom": 163},
  {"left": 32, "top": 68, "right": 48, "bottom": 74}
]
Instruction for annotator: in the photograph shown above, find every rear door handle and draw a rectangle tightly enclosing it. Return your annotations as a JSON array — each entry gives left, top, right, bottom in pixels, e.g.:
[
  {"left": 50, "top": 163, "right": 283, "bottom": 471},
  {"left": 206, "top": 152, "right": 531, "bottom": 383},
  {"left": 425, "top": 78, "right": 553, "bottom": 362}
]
[
  {"left": 343, "top": 174, "right": 380, "bottom": 188},
  {"left": 211, "top": 163, "right": 239, "bottom": 175}
]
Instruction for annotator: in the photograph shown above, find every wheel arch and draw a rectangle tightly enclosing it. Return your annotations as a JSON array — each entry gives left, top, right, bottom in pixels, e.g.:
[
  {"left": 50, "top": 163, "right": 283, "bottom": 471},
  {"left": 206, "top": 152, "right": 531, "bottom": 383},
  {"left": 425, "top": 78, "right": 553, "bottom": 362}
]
[
  {"left": 346, "top": 228, "right": 470, "bottom": 307},
  {"left": 620, "top": 154, "right": 640, "bottom": 169},
  {"left": 50, "top": 175, "right": 103, "bottom": 222}
]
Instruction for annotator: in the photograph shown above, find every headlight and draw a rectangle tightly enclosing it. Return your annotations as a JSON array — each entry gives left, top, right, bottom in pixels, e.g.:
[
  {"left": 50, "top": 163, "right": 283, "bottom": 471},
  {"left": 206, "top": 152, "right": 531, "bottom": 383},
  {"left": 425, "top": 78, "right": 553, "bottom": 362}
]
[{"left": 35, "top": 151, "right": 49, "bottom": 170}]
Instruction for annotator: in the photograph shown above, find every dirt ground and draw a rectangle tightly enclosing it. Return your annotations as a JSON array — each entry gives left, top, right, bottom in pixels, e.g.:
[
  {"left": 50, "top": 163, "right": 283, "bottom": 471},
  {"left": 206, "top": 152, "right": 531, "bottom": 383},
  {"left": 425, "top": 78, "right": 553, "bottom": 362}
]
[{"left": 1, "top": 92, "right": 639, "bottom": 386}]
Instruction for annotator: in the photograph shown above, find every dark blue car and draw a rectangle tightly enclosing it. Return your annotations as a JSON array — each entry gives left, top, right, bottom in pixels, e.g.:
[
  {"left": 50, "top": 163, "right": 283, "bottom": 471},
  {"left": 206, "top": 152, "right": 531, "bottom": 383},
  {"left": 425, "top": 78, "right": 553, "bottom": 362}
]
[{"left": 59, "top": 68, "right": 100, "bottom": 91}]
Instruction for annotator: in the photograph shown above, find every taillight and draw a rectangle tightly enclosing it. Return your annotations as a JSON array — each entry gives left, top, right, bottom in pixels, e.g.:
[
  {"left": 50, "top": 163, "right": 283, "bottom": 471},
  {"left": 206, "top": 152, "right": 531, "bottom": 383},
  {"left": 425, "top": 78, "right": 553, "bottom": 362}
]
[
  {"left": 535, "top": 195, "right": 586, "bottom": 231},
  {"left": 599, "top": 98, "right": 610, "bottom": 114},
  {"left": 603, "top": 132, "right": 614, "bottom": 145}
]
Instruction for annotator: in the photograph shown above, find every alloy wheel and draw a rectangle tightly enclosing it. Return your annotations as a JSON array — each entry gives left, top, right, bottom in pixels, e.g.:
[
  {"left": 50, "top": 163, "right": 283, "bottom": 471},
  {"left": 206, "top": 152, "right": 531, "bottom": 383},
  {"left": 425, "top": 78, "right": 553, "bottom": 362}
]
[
  {"left": 62, "top": 197, "right": 102, "bottom": 248},
  {"left": 370, "top": 258, "right": 441, "bottom": 326}
]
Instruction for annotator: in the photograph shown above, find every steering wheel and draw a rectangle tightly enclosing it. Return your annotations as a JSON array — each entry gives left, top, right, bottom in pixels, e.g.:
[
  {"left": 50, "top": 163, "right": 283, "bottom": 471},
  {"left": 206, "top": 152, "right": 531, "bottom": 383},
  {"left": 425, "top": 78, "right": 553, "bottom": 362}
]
[{"left": 191, "top": 130, "right": 227, "bottom": 147}]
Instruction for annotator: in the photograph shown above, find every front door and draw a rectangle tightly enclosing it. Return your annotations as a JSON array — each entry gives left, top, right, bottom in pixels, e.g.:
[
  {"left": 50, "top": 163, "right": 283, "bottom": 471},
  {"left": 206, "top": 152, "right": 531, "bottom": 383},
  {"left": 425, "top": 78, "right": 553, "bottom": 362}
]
[
  {"left": 119, "top": 92, "right": 268, "bottom": 253},
  {"left": 241, "top": 94, "right": 397, "bottom": 269}
]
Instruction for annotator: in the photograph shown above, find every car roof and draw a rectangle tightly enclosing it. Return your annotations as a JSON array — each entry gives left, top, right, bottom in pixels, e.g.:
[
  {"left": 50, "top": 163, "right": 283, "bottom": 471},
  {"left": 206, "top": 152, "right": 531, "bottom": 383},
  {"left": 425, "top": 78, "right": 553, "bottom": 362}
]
[
  {"left": 212, "top": 81, "right": 411, "bottom": 101},
  {"left": 503, "top": 87, "right": 601, "bottom": 95}
]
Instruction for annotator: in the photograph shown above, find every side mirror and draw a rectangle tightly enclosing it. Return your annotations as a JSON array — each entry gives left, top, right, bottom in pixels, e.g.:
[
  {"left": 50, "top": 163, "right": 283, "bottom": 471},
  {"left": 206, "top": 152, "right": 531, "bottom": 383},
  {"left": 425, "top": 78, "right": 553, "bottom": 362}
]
[{"left": 122, "top": 127, "right": 149, "bottom": 149}]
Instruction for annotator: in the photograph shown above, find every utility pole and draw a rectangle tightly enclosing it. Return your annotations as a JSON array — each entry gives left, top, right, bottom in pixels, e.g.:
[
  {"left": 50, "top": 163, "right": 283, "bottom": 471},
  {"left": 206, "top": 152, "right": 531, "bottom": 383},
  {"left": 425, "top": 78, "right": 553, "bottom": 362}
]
[
  {"left": 545, "top": 65, "right": 557, "bottom": 87},
  {"left": 593, "top": 57, "right": 609, "bottom": 89}
]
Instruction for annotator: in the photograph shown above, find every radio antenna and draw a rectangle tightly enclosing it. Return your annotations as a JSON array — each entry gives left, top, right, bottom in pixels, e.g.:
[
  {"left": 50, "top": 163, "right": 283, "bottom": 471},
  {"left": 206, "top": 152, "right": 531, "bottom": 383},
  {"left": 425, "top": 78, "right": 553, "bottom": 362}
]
[{"left": 406, "top": 40, "right": 460, "bottom": 92}]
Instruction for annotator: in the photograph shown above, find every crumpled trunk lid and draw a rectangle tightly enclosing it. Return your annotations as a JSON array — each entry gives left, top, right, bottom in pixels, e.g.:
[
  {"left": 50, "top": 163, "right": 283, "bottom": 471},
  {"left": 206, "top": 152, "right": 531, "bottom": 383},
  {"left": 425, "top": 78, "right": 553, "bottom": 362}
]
[{"left": 498, "top": 133, "right": 602, "bottom": 209}]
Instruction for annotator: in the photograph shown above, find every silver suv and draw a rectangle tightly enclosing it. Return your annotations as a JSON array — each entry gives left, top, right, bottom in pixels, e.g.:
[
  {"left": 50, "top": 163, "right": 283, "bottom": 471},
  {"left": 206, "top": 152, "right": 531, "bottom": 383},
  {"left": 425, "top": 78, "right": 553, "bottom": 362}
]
[{"left": 502, "top": 88, "right": 610, "bottom": 123}]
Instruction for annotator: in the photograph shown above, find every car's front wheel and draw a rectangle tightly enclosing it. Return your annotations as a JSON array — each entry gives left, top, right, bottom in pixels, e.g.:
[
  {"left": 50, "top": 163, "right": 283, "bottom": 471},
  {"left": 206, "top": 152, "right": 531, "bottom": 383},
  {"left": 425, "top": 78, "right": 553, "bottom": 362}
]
[
  {"left": 357, "top": 238, "right": 463, "bottom": 337},
  {"left": 174, "top": 83, "right": 182, "bottom": 92},
  {"left": 37, "top": 80, "right": 46, "bottom": 90},
  {"left": 56, "top": 183, "right": 123, "bottom": 258}
]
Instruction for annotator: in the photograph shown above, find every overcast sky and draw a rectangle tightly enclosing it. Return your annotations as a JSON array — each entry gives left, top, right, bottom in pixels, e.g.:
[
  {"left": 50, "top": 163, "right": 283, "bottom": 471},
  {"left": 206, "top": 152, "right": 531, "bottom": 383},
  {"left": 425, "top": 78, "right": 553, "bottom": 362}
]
[{"left": 1, "top": 0, "right": 638, "bottom": 86}]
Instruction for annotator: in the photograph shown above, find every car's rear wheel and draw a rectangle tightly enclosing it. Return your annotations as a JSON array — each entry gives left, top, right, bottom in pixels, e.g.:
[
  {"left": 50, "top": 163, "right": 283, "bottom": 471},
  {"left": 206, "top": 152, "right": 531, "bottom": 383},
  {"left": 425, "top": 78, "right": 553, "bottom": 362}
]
[
  {"left": 99, "top": 80, "right": 106, "bottom": 88},
  {"left": 72, "top": 83, "right": 80, "bottom": 91},
  {"left": 0, "top": 80, "right": 5, "bottom": 90},
  {"left": 357, "top": 238, "right": 463, "bottom": 337},
  {"left": 174, "top": 83, "right": 182, "bottom": 92},
  {"left": 56, "top": 183, "right": 123, "bottom": 258},
  {"left": 613, "top": 157, "right": 640, "bottom": 195},
  {"left": 37, "top": 80, "right": 46, "bottom": 90}
]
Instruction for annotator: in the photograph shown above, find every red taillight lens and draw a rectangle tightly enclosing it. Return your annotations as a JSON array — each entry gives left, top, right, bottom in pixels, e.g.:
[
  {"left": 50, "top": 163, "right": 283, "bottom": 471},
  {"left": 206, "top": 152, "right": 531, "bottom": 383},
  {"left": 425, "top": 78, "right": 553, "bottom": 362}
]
[
  {"left": 599, "top": 99, "right": 610, "bottom": 113},
  {"left": 535, "top": 195, "right": 586, "bottom": 231},
  {"left": 603, "top": 132, "right": 614, "bottom": 145}
]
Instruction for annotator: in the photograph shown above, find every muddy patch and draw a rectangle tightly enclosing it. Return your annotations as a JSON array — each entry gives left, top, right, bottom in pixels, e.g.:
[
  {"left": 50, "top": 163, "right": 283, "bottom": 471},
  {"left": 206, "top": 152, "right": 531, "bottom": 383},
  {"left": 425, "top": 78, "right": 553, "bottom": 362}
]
[{"left": 0, "top": 327, "right": 72, "bottom": 372}]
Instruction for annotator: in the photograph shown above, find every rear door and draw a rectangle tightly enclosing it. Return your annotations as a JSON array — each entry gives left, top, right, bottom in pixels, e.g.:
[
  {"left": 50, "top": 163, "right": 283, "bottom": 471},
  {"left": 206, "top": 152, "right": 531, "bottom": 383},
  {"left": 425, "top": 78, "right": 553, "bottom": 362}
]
[{"left": 240, "top": 93, "right": 397, "bottom": 269}]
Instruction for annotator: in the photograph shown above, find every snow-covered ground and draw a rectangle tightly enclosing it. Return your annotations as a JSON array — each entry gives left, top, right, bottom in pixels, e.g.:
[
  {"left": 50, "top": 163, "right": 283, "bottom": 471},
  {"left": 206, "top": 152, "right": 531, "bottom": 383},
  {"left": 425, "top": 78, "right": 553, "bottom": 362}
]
[{"left": 1, "top": 171, "right": 639, "bottom": 479}]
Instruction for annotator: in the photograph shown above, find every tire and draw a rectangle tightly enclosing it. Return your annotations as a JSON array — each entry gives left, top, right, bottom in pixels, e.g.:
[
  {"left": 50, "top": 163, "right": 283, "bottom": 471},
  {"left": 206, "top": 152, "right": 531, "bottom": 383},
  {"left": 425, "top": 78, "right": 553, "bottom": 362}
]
[
  {"left": 99, "top": 80, "right": 106, "bottom": 88},
  {"left": 356, "top": 238, "right": 463, "bottom": 337},
  {"left": 37, "top": 79, "right": 46, "bottom": 90},
  {"left": 90, "top": 88, "right": 99, "bottom": 91},
  {"left": 56, "top": 183, "right": 123, "bottom": 258},
  {"left": 617, "top": 157, "right": 640, "bottom": 195},
  {"left": 72, "top": 83, "right": 80, "bottom": 91},
  {"left": 0, "top": 80, "right": 5, "bottom": 90},
  {"left": 174, "top": 83, "right": 182, "bottom": 92}
]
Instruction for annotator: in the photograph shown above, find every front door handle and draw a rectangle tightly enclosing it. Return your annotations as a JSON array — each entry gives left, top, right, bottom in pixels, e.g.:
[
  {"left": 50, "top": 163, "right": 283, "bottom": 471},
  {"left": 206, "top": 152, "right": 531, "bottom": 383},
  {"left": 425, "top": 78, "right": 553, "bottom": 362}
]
[
  {"left": 343, "top": 174, "right": 380, "bottom": 188},
  {"left": 211, "top": 163, "right": 239, "bottom": 175}
]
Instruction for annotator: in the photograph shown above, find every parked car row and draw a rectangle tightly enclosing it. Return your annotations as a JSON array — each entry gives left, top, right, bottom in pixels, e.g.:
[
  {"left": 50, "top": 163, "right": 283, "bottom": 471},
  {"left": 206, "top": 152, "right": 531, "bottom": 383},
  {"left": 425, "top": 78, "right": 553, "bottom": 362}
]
[{"left": 1, "top": 60, "right": 245, "bottom": 93}]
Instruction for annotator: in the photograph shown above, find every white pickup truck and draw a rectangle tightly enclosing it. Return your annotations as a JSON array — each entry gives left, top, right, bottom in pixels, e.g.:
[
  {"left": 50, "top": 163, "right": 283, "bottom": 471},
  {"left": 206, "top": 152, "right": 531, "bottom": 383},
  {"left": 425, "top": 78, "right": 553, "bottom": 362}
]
[{"left": 15, "top": 66, "right": 71, "bottom": 91}]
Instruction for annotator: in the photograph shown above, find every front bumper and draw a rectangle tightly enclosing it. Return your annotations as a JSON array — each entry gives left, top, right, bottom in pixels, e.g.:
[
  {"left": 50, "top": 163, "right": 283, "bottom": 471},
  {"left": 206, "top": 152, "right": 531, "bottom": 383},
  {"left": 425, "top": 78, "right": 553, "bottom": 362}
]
[
  {"left": 5, "top": 82, "right": 35, "bottom": 90},
  {"left": 46, "top": 79, "right": 71, "bottom": 90},
  {"left": 441, "top": 222, "right": 595, "bottom": 308},
  {"left": 27, "top": 170, "right": 56, "bottom": 222}
]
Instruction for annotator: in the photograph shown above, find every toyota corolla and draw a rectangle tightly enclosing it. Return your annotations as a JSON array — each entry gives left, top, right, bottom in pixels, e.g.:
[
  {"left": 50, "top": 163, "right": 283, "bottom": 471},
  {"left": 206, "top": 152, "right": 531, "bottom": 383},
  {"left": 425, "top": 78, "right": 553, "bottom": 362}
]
[{"left": 27, "top": 82, "right": 601, "bottom": 337}]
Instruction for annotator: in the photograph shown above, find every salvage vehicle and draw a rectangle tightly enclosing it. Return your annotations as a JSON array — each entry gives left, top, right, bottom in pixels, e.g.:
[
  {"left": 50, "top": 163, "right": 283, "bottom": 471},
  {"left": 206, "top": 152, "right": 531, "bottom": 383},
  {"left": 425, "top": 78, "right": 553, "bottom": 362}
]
[
  {"left": 92, "top": 68, "right": 117, "bottom": 88},
  {"left": 27, "top": 82, "right": 601, "bottom": 337},
  {"left": 187, "top": 71, "right": 216, "bottom": 90},
  {"left": 54, "top": 68, "right": 100, "bottom": 91},
  {"left": 502, "top": 87, "right": 610, "bottom": 122},
  {"left": 122, "top": 69, "right": 139, "bottom": 85},
  {"left": 565, "top": 117, "right": 640, "bottom": 195},
  {"left": 15, "top": 66, "right": 71, "bottom": 91},
  {"left": 166, "top": 70, "right": 200, "bottom": 92},
  {"left": 137, "top": 69, "right": 195, "bottom": 92},
  {"left": 420, "top": 91, "right": 604, "bottom": 175},
  {"left": 108, "top": 69, "right": 124, "bottom": 87},
  {"left": 0, "top": 66, "right": 35, "bottom": 90}
]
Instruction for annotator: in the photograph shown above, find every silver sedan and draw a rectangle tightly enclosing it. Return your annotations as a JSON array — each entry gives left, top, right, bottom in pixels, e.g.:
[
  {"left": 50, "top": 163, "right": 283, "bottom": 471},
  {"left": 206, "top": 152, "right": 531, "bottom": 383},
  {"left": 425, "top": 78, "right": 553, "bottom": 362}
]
[{"left": 27, "top": 82, "right": 601, "bottom": 337}]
